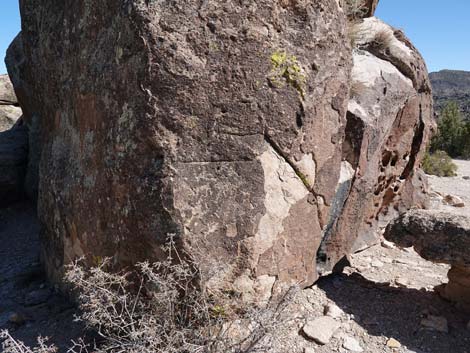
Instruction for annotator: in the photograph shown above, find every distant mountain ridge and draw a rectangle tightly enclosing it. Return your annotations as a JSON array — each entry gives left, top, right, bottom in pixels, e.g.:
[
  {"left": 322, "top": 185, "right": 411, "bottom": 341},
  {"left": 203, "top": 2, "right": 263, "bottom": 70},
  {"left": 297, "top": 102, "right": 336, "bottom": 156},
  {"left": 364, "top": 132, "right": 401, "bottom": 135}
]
[{"left": 430, "top": 70, "right": 470, "bottom": 120}]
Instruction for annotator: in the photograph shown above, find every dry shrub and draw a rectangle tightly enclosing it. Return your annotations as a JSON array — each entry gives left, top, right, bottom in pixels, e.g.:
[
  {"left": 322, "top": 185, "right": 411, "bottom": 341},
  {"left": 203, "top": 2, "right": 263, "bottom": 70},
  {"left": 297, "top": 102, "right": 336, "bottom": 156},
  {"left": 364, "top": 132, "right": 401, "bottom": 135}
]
[
  {"left": 0, "top": 331, "right": 57, "bottom": 353},
  {"left": 347, "top": 21, "right": 364, "bottom": 48},
  {"left": 369, "top": 29, "right": 393, "bottom": 52},
  {"left": 350, "top": 80, "right": 368, "bottom": 99},
  {"left": 342, "top": 0, "right": 368, "bottom": 21},
  {"left": 0, "top": 236, "right": 300, "bottom": 353}
]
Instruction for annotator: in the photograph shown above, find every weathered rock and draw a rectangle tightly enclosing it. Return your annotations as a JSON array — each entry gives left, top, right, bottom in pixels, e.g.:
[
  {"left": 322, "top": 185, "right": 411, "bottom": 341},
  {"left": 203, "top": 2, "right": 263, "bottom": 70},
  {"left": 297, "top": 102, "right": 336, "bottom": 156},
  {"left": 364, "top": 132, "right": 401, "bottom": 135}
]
[
  {"left": 443, "top": 194, "right": 465, "bottom": 208},
  {"left": 438, "top": 266, "right": 470, "bottom": 311},
  {"left": 303, "top": 316, "right": 340, "bottom": 345},
  {"left": 386, "top": 338, "right": 401, "bottom": 348},
  {"left": 343, "top": 336, "right": 363, "bottom": 352},
  {"left": 324, "top": 303, "right": 344, "bottom": 318},
  {"left": 10, "top": 0, "right": 351, "bottom": 296},
  {"left": 6, "top": 35, "right": 39, "bottom": 200},
  {"left": 385, "top": 209, "right": 470, "bottom": 310},
  {"left": 317, "top": 17, "right": 433, "bottom": 273},
  {"left": 0, "top": 126, "right": 28, "bottom": 207},
  {"left": 384, "top": 210, "right": 470, "bottom": 266},
  {"left": 0, "top": 75, "right": 22, "bottom": 132},
  {"left": 364, "top": 0, "right": 379, "bottom": 17}
]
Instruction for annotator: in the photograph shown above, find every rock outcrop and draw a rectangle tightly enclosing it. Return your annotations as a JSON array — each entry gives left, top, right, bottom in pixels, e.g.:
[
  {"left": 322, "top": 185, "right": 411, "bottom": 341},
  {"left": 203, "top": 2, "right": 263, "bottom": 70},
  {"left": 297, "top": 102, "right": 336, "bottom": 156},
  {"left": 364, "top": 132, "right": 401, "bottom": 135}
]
[
  {"left": 7, "top": 0, "right": 433, "bottom": 300},
  {"left": 9, "top": 0, "right": 353, "bottom": 295},
  {"left": 384, "top": 209, "right": 470, "bottom": 310},
  {"left": 317, "top": 17, "right": 434, "bottom": 273},
  {"left": 0, "top": 75, "right": 22, "bottom": 132}
]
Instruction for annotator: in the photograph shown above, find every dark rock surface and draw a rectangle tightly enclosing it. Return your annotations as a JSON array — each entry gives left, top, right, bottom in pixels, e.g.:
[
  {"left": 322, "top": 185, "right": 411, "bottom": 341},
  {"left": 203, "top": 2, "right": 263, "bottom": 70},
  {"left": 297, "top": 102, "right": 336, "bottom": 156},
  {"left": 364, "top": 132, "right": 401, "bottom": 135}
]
[
  {"left": 384, "top": 209, "right": 470, "bottom": 266},
  {"left": 10, "top": 0, "right": 352, "bottom": 297}
]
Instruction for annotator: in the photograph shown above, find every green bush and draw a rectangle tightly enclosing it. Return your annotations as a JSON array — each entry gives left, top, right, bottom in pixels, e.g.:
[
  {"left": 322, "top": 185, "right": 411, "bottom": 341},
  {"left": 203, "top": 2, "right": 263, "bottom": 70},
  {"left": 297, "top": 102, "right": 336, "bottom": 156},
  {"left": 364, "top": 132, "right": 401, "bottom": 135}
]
[
  {"left": 431, "top": 101, "right": 470, "bottom": 158},
  {"left": 422, "top": 150, "right": 458, "bottom": 177}
]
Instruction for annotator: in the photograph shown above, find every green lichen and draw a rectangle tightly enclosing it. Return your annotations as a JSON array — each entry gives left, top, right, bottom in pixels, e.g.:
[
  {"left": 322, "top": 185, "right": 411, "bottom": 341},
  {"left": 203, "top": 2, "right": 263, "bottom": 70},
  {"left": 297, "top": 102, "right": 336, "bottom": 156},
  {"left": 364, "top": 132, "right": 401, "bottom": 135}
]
[
  {"left": 269, "top": 50, "right": 307, "bottom": 100},
  {"left": 295, "top": 170, "right": 311, "bottom": 189}
]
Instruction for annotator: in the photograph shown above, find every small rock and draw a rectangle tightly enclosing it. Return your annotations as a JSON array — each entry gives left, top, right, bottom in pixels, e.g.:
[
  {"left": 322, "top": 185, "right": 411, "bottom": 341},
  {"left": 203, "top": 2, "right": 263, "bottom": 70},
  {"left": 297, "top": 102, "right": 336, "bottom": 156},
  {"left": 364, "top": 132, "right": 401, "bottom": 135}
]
[
  {"left": 342, "top": 336, "right": 363, "bottom": 352},
  {"left": 463, "top": 176, "right": 470, "bottom": 180},
  {"left": 8, "top": 312, "right": 25, "bottom": 325},
  {"left": 324, "top": 303, "right": 344, "bottom": 318},
  {"left": 371, "top": 259, "right": 384, "bottom": 268},
  {"left": 394, "top": 277, "right": 409, "bottom": 287},
  {"left": 381, "top": 239, "right": 396, "bottom": 249},
  {"left": 420, "top": 315, "right": 448, "bottom": 333},
  {"left": 386, "top": 338, "right": 401, "bottom": 348},
  {"left": 443, "top": 194, "right": 465, "bottom": 208},
  {"left": 303, "top": 316, "right": 341, "bottom": 345},
  {"left": 304, "top": 348, "right": 316, "bottom": 353}
]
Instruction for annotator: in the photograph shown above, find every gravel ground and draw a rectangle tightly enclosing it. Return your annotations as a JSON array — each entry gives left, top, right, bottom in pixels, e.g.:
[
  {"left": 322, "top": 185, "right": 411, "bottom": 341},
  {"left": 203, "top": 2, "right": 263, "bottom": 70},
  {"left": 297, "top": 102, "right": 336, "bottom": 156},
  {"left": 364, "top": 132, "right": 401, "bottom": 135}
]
[
  {"left": 427, "top": 159, "right": 470, "bottom": 216},
  {"left": 0, "top": 202, "right": 85, "bottom": 351}
]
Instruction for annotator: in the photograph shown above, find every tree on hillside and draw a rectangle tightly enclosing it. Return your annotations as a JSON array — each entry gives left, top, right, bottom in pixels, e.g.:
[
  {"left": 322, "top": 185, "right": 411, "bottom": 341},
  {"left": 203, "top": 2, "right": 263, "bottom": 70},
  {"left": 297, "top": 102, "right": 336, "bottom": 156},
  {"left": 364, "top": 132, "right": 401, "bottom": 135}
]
[{"left": 431, "top": 101, "right": 468, "bottom": 157}]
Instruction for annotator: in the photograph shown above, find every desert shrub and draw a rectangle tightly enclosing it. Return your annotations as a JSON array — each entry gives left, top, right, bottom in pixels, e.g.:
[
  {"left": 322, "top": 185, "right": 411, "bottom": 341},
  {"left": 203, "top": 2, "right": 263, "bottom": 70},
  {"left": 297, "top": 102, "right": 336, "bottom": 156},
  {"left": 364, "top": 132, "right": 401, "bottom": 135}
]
[
  {"left": 0, "top": 331, "right": 57, "bottom": 353},
  {"left": 369, "top": 29, "right": 393, "bottom": 52},
  {"left": 0, "top": 236, "right": 300, "bottom": 353},
  {"left": 347, "top": 21, "right": 363, "bottom": 48},
  {"left": 350, "top": 80, "right": 368, "bottom": 99},
  {"left": 431, "top": 101, "right": 470, "bottom": 158},
  {"left": 422, "top": 150, "right": 458, "bottom": 177},
  {"left": 342, "top": 0, "right": 368, "bottom": 21}
]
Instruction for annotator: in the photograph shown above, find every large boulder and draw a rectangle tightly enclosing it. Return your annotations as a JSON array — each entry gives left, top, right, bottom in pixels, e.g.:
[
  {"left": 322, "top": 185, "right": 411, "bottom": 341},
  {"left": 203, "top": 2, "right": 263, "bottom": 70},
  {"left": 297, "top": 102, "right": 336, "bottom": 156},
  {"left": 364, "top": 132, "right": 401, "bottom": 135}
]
[
  {"left": 10, "top": 0, "right": 352, "bottom": 297},
  {"left": 384, "top": 209, "right": 470, "bottom": 310},
  {"left": 6, "top": 35, "right": 40, "bottom": 200},
  {"left": 9, "top": 0, "right": 433, "bottom": 300},
  {"left": 317, "top": 17, "right": 434, "bottom": 273},
  {"left": 0, "top": 75, "right": 22, "bottom": 132}
]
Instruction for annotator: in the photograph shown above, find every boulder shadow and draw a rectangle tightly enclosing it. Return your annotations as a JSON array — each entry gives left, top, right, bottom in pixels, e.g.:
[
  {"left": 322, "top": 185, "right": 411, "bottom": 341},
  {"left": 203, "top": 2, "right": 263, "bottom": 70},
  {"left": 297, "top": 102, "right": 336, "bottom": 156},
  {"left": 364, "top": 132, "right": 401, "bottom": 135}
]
[{"left": 317, "top": 273, "right": 470, "bottom": 353}]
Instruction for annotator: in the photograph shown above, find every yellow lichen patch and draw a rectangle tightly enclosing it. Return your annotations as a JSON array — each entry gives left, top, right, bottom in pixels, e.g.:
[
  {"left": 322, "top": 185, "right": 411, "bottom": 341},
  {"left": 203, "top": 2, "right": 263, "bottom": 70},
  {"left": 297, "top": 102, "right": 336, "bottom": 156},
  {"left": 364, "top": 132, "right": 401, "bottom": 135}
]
[{"left": 269, "top": 50, "right": 307, "bottom": 100}]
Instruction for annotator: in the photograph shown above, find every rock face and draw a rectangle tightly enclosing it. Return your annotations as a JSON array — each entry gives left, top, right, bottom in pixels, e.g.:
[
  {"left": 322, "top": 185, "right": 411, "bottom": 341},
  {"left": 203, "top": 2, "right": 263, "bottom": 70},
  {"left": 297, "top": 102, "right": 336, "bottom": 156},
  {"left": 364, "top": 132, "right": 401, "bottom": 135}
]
[
  {"left": 384, "top": 209, "right": 470, "bottom": 310},
  {"left": 10, "top": 0, "right": 352, "bottom": 294},
  {"left": 0, "top": 75, "right": 22, "bottom": 132},
  {"left": 8, "top": 0, "right": 433, "bottom": 299},
  {"left": 317, "top": 17, "right": 434, "bottom": 272}
]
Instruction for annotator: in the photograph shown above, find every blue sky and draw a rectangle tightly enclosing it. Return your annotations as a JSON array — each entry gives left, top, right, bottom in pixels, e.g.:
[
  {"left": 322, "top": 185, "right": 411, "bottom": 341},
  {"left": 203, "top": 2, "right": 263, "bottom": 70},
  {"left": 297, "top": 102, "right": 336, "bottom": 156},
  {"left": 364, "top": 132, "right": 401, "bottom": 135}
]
[
  {"left": 0, "top": 1, "right": 20, "bottom": 74},
  {"left": 0, "top": 1, "right": 469, "bottom": 74}
]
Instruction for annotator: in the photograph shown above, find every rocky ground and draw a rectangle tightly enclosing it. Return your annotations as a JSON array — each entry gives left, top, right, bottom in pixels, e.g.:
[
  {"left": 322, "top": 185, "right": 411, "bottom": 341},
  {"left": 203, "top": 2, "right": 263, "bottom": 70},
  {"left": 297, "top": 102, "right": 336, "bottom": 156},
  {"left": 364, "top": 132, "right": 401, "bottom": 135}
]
[
  {"left": 0, "top": 202, "right": 84, "bottom": 351},
  {"left": 1, "top": 162, "right": 470, "bottom": 352},
  {"left": 427, "top": 159, "right": 470, "bottom": 217}
]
